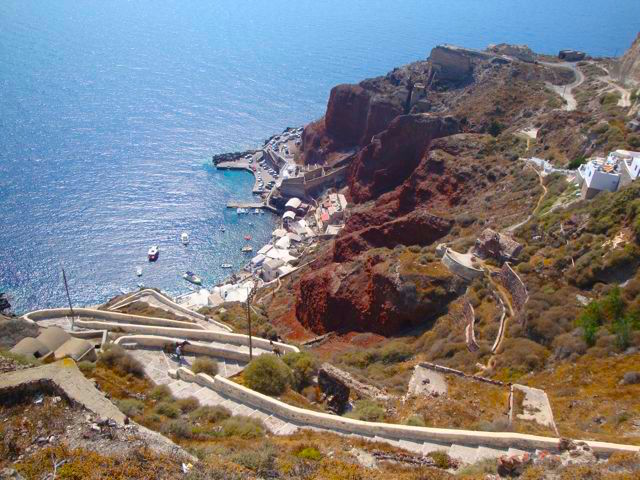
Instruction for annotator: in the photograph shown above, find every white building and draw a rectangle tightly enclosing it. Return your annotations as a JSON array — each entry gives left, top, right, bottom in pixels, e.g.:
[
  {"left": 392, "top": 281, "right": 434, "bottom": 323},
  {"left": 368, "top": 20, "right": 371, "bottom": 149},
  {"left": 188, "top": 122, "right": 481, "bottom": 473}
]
[
  {"left": 285, "top": 197, "right": 302, "bottom": 210},
  {"left": 578, "top": 157, "right": 620, "bottom": 199},
  {"left": 612, "top": 150, "right": 640, "bottom": 188},
  {"left": 262, "top": 259, "right": 284, "bottom": 281}
]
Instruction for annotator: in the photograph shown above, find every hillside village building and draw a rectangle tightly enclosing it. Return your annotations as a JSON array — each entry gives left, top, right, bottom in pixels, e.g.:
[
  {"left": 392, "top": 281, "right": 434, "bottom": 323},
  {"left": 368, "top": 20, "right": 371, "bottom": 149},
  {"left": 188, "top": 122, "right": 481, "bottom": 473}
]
[{"left": 576, "top": 150, "right": 640, "bottom": 199}]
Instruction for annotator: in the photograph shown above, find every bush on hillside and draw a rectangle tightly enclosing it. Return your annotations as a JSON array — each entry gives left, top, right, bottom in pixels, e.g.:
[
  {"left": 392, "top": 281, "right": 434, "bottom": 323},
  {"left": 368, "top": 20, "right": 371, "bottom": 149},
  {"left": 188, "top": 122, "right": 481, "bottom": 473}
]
[
  {"left": 117, "top": 398, "right": 145, "bottom": 417},
  {"left": 346, "top": 400, "right": 385, "bottom": 422},
  {"left": 282, "top": 351, "right": 317, "bottom": 391},
  {"left": 149, "top": 384, "right": 174, "bottom": 401},
  {"left": 244, "top": 354, "right": 292, "bottom": 396},
  {"left": 218, "top": 416, "right": 265, "bottom": 439},
  {"left": 98, "top": 344, "right": 145, "bottom": 377},
  {"left": 176, "top": 396, "right": 200, "bottom": 413},
  {"left": 0, "top": 319, "right": 39, "bottom": 349},
  {"left": 191, "top": 357, "right": 218, "bottom": 376},
  {"left": 189, "top": 405, "right": 231, "bottom": 424}
]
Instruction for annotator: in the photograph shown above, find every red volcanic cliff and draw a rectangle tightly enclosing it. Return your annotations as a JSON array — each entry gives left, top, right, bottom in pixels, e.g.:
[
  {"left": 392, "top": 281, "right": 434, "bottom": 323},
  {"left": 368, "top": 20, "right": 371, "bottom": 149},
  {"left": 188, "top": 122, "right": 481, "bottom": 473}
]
[
  {"left": 300, "top": 83, "right": 404, "bottom": 165},
  {"left": 348, "top": 114, "right": 459, "bottom": 203},
  {"left": 296, "top": 254, "right": 464, "bottom": 336}
]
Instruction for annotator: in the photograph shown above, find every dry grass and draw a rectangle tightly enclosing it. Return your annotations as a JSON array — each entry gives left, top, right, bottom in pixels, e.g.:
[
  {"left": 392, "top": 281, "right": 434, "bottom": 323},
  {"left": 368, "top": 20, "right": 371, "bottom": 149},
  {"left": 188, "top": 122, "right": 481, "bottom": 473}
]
[{"left": 521, "top": 352, "right": 640, "bottom": 444}]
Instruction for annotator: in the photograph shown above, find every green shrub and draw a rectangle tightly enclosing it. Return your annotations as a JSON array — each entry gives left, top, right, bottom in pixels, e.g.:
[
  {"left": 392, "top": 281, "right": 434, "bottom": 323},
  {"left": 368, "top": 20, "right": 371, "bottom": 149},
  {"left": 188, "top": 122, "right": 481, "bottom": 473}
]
[
  {"left": 155, "top": 401, "right": 180, "bottom": 419},
  {"left": 567, "top": 156, "right": 587, "bottom": 169},
  {"left": 163, "top": 419, "right": 192, "bottom": 439},
  {"left": 405, "top": 414, "right": 426, "bottom": 427},
  {"left": 98, "top": 344, "right": 145, "bottom": 377},
  {"left": 230, "top": 442, "right": 276, "bottom": 476},
  {"left": 600, "top": 92, "right": 621, "bottom": 105},
  {"left": 428, "top": 451, "right": 453, "bottom": 469},
  {"left": 282, "top": 351, "right": 317, "bottom": 391},
  {"left": 77, "top": 361, "right": 96, "bottom": 375},
  {"left": 296, "top": 447, "right": 322, "bottom": 461},
  {"left": 488, "top": 119, "right": 504, "bottom": 137},
  {"left": 191, "top": 357, "right": 218, "bottom": 376},
  {"left": 189, "top": 405, "right": 231, "bottom": 424},
  {"left": 0, "top": 349, "right": 40, "bottom": 367},
  {"left": 346, "top": 400, "right": 385, "bottom": 422},
  {"left": 117, "top": 398, "right": 144, "bottom": 417},
  {"left": 378, "top": 341, "right": 412, "bottom": 364},
  {"left": 218, "top": 416, "right": 265, "bottom": 438},
  {"left": 244, "top": 354, "right": 292, "bottom": 396},
  {"left": 149, "top": 384, "right": 173, "bottom": 401},
  {"left": 176, "top": 396, "right": 200, "bottom": 413}
]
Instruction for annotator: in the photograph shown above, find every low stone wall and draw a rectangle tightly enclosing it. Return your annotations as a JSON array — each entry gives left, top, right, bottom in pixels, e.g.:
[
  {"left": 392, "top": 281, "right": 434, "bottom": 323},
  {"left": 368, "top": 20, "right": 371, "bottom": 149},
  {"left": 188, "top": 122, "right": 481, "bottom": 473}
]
[
  {"left": 71, "top": 319, "right": 299, "bottom": 354},
  {"left": 462, "top": 299, "right": 479, "bottom": 352},
  {"left": 490, "top": 292, "right": 507, "bottom": 353},
  {"left": 498, "top": 263, "right": 529, "bottom": 316},
  {"left": 441, "top": 249, "right": 483, "bottom": 281},
  {"left": 109, "top": 289, "right": 233, "bottom": 332},
  {"left": 25, "top": 308, "right": 205, "bottom": 331},
  {"left": 114, "top": 335, "right": 251, "bottom": 362},
  {"left": 170, "top": 367, "right": 640, "bottom": 456},
  {"left": 418, "top": 362, "right": 506, "bottom": 387}
]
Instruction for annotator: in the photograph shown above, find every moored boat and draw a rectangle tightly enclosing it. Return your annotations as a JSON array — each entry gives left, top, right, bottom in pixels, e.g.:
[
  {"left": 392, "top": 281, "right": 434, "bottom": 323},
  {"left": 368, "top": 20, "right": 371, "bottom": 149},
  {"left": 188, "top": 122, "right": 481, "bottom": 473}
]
[
  {"left": 219, "top": 225, "right": 226, "bottom": 232},
  {"left": 221, "top": 263, "right": 233, "bottom": 269},
  {"left": 136, "top": 266, "right": 143, "bottom": 277},
  {"left": 182, "top": 271, "right": 202, "bottom": 285},
  {"left": 244, "top": 234, "right": 252, "bottom": 241},
  {"left": 241, "top": 245, "right": 253, "bottom": 253},
  {"left": 181, "top": 232, "right": 189, "bottom": 245},
  {"left": 148, "top": 245, "right": 159, "bottom": 261}
]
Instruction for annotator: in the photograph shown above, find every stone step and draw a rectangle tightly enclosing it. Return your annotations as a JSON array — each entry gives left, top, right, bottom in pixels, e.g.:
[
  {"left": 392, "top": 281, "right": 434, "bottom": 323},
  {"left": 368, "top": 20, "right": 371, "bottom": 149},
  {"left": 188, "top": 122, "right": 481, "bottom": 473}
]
[
  {"left": 475, "top": 446, "right": 507, "bottom": 462},
  {"left": 275, "top": 422, "right": 298, "bottom": 436},
  {"left": 263, "top": 415, "right": 289, "bottom": 433},
  {"left": 448, "top": 444, "right": 479, "bottom": 463},
  {"left": 422, "top": 441, "right": 448, "bottom": 455},
  {"left": 398, "top": 439, "right": 425, "bottom": 454},
  {"left": 507, "top": 447, "right": 528, "bottom": 457},
  {"left": 373, "top": 435, "right": 401, "bottom": 448},
  {"left": 231, "top": 403, "right": 255, "bottom": 416}
]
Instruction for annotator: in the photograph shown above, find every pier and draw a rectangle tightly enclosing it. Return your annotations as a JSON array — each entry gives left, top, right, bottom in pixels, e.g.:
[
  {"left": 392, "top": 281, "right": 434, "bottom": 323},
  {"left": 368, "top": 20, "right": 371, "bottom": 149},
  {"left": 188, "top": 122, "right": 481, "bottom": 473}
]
[{"left": 227, "top": 201, "right": 279, "bottom": 213}]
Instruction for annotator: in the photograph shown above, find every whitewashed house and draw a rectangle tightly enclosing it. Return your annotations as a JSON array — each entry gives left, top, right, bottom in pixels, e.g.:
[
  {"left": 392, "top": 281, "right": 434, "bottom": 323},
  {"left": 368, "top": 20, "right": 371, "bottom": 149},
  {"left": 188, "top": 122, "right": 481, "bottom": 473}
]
[
  {"left": 578, "top": 157, "right": 621, "bottom": 199},
  {"left": 613, "top": 150, "right": 640, "bottom": 188}
]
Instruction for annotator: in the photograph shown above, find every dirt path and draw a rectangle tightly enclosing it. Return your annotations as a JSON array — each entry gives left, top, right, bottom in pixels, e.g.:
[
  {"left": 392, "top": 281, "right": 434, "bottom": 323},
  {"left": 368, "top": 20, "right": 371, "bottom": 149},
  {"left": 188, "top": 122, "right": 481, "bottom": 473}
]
[{"left": 540, "top": 61, "right": 585, "bottom": 111}]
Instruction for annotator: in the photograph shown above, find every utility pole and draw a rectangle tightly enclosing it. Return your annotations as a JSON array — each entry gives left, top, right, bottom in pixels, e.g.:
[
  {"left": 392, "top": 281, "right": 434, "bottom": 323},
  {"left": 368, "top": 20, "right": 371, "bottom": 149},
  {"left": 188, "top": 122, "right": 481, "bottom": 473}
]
[
  {"left": 61, "top": 267, "right": 75, "bottom": 331},
  {"left": 246, "top": 285, "right": 254, "bottom": 360}
]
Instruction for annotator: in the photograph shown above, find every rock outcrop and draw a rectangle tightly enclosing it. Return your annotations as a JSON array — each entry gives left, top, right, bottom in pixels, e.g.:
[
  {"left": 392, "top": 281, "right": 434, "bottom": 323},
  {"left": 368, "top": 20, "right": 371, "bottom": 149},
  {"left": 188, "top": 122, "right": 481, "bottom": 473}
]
[
  {"left": 348, "top": 114, "right": 459, "bottom": 203},
  {"left": 619, "top": 32, "right": 640, "bottom": 85},
  {"left": 487, "top": 43, "right": 536, "bottom": 63},
  {"left": 296, "top": 253, "right": 464, "bottom": 335}
]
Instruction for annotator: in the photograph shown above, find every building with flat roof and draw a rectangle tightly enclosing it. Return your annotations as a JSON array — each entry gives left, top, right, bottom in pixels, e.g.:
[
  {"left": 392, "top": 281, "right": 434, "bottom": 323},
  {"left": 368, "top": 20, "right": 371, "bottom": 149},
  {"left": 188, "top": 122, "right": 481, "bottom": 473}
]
[{"left": 577, "top": 157, "right": 621, "bottom": 199}]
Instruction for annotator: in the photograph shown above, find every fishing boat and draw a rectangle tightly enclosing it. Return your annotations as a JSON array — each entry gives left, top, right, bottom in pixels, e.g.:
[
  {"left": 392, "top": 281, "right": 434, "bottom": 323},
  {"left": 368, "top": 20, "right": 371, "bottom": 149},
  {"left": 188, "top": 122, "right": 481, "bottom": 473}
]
[
  {"left": 244, "top": 234, "right": 252, "bottom": 241},
  {"left": 181, "top": 232, "right": 189, "bottom": 245},
  {"left": 182, "top": 271, "right": 202, "bottom": 285},
  {"left": 148, "top": 245, "right": 159, "bottom": 261},
  {"left": 241, "top": 245, "right": 253, "bottom": 253},
  {"left": 219, "top": 225, "right": 226, "bottom": 232},
  {"left": 221, "top": 263, "right": 233, "bottom": 269},
  {"left": 253, "top": 208, "right": 261, "bottom": 214},
  {"left": 237, "top": 207, "right": 248, "bottom": 214},
  {"left": 136, "top": 266, "right": 143, "bottom": 277}
]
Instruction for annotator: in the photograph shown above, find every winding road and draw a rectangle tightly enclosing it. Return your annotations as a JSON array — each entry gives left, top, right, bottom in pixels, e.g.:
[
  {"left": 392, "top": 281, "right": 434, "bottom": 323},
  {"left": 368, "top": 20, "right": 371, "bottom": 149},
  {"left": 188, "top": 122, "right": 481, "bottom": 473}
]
[{"left": 540, "top": 61, "right": 585, "bottom": 112}]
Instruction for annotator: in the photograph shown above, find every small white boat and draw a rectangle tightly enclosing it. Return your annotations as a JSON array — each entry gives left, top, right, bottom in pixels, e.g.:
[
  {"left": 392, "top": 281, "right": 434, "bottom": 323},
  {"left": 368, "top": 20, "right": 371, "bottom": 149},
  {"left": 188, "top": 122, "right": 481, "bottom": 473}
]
[
  {"left": 181, "top": 232, "right": 189, "bottom": 245},
  {"left": 237, "top": 207, "right": 248, "bottom": 214},
  {"left": 182, "top": 271, "right": 202, "bottom": 285},
  {"left": 253, "top": 208, "right": 261, "bottom": 214},
  {"left": 148, "top": 245, "right": 159, "bottom": 261},
  {"left": 242, "top": 245, "right": 253, "bottom": 253},
  {"left": 221, "top": 263, "right": 233, "bottom": 269},
  {"left": 219, "top": 225, "right": 226, "bottom": 232},
  {"left": 136, "top": 266, "right": 143, "bottom": 277},
  {"left": 137, "top": 282, "right": 145, "bottom": 289}
]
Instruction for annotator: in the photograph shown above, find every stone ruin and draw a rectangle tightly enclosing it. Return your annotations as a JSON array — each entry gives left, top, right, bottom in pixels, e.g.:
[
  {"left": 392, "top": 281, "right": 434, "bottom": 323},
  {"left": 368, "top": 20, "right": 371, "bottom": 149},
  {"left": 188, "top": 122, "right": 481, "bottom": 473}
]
[{"left": 474, "top": 228, "right": 522, "bottom": 262}]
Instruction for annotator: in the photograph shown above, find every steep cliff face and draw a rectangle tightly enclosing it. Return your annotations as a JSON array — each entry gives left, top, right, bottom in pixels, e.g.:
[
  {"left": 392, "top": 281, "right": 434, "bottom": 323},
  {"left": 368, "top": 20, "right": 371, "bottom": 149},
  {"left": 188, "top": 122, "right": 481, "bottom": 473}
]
[
  {"left": 296, "top": 251, "right": 464, "bottom": 335},
  {"left": 300, "top": 83, "right": 406, "bottom": 166},
  {"left": 348, "top": 114, "right": 459, "bottom": 203},
  {"left": 620, "top": 32, "right": 640, "bottom": 84}
]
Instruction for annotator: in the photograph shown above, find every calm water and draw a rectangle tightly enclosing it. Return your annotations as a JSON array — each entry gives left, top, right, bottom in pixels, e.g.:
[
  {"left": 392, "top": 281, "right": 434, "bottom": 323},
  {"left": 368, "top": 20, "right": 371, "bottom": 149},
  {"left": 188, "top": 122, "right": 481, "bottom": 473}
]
[{"left": 1, "top": 1, "right": 639, "bottom": 313}]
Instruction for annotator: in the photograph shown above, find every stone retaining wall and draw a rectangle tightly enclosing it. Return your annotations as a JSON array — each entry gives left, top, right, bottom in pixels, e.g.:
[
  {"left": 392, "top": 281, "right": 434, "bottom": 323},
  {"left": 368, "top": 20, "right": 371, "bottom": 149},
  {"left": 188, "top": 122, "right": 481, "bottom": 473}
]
[
  {"left": 169, "top": 367, "right": 639, "bottom": 456},
  {"left": 462, "top": 299, "right": 479, "bottom": 352},
  {"left": 70, "top": 319, "right": 299, "bottom": 354},
  {"left": 114, "top": 335, "right": 252, "bottom": 362},
  {"left": 418, "top": 362, "right": 506, "bottom": 387},
  {"left": 25, "top": 308, "right": 205, "bottom": 331},
  {"left": 441, "top": 249, "right": 483, "bottom": 281},
  {"left": 498, "top": 263, "right": 529, "bottom": 316}
]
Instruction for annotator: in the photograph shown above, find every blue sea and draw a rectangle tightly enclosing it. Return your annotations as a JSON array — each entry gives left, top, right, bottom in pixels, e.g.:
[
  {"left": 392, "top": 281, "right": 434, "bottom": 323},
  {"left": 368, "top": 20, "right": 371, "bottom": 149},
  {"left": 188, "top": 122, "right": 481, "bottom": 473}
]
[{"left": 1, "top": 0, "right": 639, "bottom": 313}]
